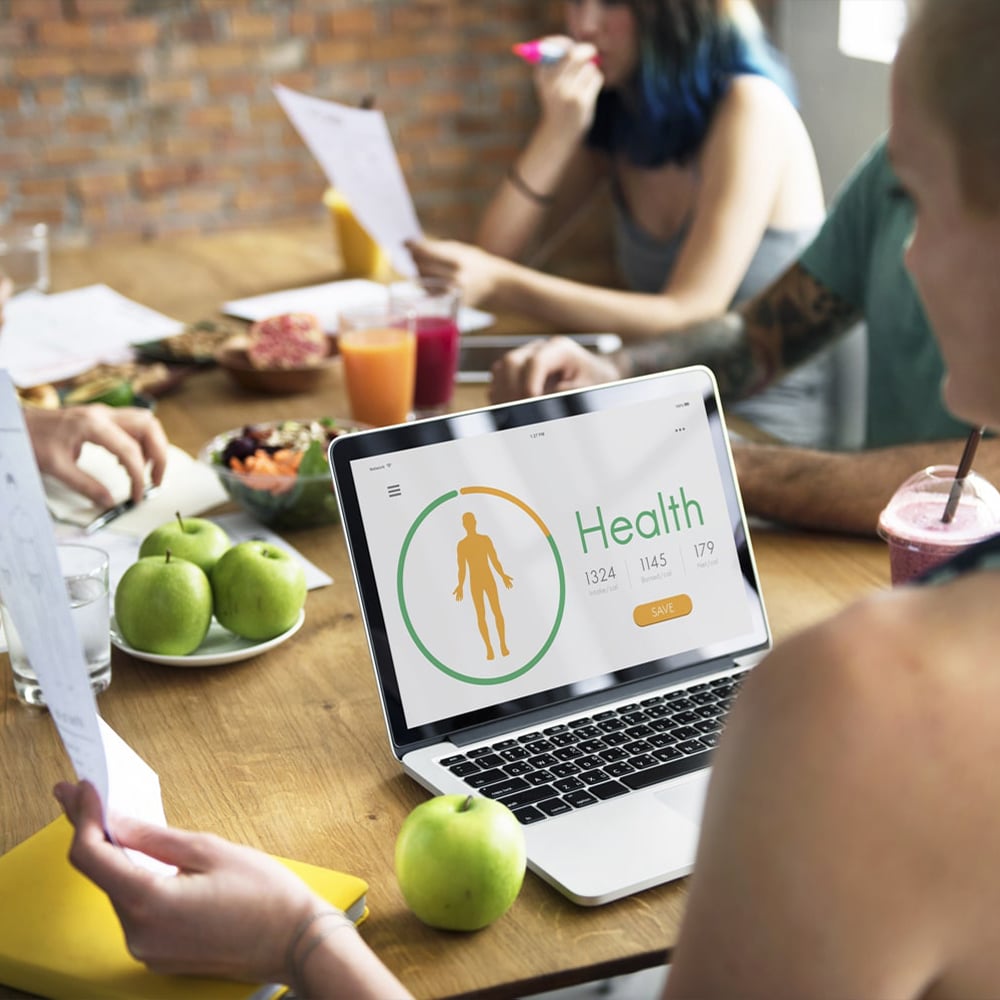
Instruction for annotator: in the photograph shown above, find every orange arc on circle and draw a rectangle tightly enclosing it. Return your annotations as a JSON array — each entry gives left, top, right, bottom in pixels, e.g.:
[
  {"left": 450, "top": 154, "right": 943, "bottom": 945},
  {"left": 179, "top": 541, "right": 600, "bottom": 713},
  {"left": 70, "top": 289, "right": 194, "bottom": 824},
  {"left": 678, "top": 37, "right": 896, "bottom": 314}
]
[{"left": 458, "top": 486, "right": 552, "bottom": 535}]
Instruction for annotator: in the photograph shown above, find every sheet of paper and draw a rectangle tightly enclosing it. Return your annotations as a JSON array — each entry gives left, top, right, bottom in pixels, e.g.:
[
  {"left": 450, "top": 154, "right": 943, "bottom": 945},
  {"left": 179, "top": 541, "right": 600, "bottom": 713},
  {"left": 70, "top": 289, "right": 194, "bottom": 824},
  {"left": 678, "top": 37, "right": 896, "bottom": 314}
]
[
  {"left": 0, "top": 374, "right": 171, "bottom": 867},
  {"left": 0, "top": 373, "right": 163, "bottom": 821},
  {"left": 0, "top": 371, "right": 109, "bottom": 798},
  {"left": 273, "top": 85, "right": 421, "bottom": 278},
  {"left": 100, "top": 719, "right": 174, "bottom": 873},
  {"left": 224, "top": 278, "right": 494, "bottom": 335},
  {"left": 0, "top": 285, "right": 183, "bottom": 387},
  {"left": 44, "top": 442, "right": 229, "bottom": 535}
]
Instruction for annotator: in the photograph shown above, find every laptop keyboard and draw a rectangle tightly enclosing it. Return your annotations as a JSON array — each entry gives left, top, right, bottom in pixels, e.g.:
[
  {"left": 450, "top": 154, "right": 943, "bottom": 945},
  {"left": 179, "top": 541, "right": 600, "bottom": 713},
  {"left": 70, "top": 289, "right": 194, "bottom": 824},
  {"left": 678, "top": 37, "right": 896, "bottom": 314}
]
[{"left": 439, "top": 668, "right": 750, "bottom": 825}]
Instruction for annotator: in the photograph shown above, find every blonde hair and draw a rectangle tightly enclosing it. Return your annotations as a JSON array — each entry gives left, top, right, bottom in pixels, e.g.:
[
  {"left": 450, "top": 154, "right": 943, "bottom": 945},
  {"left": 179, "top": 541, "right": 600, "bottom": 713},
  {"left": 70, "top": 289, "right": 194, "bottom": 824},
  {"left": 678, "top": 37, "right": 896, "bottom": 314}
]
[{"left": 907, "top": 0, "right": 1000, "bottom": 213}]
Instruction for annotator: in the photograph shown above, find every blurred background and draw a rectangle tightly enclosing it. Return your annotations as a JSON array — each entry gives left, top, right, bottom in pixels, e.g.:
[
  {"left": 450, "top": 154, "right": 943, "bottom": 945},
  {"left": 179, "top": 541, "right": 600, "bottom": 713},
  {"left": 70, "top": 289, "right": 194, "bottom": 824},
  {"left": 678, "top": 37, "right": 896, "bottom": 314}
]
[{"left": 0, "top": 0, "right": 892, "bottom": 284}]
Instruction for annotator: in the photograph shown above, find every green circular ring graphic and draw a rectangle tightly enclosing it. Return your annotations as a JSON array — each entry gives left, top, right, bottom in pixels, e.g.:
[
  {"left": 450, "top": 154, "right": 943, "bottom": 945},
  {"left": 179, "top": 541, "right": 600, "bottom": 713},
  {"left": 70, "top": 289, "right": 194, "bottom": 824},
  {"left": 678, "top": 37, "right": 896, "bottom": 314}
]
[{"left": 397, "top": 487, "right": 565, "bottom": 685}]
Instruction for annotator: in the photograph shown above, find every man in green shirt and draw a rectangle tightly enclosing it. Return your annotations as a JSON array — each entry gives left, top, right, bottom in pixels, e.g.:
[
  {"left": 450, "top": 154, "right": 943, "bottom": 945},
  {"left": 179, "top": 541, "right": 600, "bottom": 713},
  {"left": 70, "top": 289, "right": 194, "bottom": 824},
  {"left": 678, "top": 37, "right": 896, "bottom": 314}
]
[
  {"left": 798, "top": 139, "right": 966, "bottom": 448},
  {"left": 490, "top": 136, "right": 997, "bottom": 535}
]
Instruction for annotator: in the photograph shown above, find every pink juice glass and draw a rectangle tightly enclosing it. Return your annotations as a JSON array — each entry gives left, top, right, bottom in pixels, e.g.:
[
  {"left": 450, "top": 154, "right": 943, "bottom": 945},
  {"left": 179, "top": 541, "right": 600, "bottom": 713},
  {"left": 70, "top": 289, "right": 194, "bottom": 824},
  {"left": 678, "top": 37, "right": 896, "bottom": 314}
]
[
  {"left": 390, "top": 278, "right": 460, "bottom": 417},
  {"left": 877, "top": 464, "right": 1000, "bottom": 585}
]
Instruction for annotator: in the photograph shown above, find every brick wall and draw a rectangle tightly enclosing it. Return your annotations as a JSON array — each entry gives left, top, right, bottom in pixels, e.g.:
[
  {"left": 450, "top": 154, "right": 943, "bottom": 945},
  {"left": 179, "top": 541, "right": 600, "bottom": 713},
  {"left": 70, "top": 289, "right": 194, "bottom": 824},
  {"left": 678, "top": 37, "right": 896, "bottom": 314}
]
[
  {"left": 0, "top": 0, "right": 780, "bottom": 274},
  {"left": 0, "top": 0, "right": 565, "bottom": 249}
]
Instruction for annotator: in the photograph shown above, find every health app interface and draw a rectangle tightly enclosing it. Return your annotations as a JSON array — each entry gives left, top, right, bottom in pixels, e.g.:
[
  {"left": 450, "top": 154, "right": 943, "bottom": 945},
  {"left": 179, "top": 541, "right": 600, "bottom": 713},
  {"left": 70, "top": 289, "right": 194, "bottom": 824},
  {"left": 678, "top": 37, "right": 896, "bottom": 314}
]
[{"left": 350, "top": 390, "right": 755, "bottom": 730}]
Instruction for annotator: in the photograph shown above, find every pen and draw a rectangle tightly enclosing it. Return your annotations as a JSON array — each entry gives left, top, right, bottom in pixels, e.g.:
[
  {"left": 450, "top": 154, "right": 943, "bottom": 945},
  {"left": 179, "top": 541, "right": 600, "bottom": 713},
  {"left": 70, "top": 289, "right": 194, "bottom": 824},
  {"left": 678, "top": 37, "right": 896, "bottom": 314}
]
[{"left": 83, "top": 484, "right": 159, "bottom": 535}]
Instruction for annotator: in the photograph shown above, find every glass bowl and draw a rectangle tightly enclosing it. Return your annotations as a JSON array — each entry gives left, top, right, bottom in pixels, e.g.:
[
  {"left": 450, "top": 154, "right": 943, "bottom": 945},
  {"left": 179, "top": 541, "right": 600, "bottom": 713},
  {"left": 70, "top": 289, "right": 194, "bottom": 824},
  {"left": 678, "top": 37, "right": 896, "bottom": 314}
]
[{"left": 199, "top": 418, "right": 362, "bottom": 530}]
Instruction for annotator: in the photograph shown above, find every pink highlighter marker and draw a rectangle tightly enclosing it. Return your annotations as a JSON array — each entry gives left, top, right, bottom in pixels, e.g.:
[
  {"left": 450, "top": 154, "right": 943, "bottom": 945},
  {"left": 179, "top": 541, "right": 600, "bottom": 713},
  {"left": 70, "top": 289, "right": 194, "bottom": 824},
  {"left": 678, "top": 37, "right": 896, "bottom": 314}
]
[{"left": 512, "top": 38, "right": 571, "bottom": 66}]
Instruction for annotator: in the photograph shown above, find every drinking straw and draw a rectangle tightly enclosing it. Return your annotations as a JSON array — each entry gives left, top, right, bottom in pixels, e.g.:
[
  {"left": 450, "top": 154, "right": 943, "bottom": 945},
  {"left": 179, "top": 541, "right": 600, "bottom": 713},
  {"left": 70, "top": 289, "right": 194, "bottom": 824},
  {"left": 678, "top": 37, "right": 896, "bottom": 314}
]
[{"left": 941, "top": 426, "right": 986, "bottom": 523}]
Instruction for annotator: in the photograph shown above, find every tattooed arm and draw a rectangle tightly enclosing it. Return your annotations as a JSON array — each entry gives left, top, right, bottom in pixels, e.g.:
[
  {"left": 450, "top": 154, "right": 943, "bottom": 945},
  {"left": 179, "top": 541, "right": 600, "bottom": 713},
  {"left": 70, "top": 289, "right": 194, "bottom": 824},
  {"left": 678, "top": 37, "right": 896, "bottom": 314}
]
[
  {"left": 729, "top": 437, "right": 1000, "bottom": 535},
  {"left": 489, "top": 262, "right": 860, "bottom": 404},
  {"left": 620, "top": 262, "right": 861, "bottom": 401}
]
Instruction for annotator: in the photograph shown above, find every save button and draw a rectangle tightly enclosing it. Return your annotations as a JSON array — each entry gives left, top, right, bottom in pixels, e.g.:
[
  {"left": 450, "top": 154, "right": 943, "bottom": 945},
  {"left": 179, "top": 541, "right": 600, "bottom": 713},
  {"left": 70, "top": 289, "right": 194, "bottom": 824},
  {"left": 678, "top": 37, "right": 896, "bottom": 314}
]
[{"left": 633, "top": 594, "right": 693, "bottom": 627}]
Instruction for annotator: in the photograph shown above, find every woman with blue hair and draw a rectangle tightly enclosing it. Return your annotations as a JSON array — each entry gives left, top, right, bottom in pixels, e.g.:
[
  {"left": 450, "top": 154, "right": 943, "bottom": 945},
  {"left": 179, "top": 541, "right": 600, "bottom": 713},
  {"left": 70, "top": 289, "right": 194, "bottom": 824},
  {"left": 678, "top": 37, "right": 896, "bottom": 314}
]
[{"left": 409, "top": 0, "right": 837, "bottom": 447}]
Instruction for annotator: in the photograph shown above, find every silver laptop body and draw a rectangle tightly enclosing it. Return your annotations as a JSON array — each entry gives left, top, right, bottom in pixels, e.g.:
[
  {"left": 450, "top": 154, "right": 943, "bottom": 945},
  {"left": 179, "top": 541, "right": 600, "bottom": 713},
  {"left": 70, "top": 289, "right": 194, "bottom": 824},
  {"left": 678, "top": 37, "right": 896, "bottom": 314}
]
[{"left": 329, "top": 366, "right": 771, "bottom": 905}]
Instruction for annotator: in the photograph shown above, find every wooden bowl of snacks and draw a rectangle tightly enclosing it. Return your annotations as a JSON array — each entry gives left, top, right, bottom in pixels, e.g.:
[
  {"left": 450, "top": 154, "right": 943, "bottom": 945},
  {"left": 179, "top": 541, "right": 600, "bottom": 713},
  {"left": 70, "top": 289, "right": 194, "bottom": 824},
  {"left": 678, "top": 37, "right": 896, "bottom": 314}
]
[
  {"left": 215, "top": 313, "right": 339, "bottom": 395},
  {"left": 198, "top": 418, "right": 363, "bottom": 530}
]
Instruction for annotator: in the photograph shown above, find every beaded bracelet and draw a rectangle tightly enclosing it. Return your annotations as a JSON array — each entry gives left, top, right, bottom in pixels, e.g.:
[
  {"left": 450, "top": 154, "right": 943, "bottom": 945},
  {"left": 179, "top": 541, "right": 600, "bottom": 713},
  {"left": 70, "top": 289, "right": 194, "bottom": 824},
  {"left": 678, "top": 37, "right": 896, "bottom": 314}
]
[{"left": 507, "top": 164, "right": 556, "bottom": 206}]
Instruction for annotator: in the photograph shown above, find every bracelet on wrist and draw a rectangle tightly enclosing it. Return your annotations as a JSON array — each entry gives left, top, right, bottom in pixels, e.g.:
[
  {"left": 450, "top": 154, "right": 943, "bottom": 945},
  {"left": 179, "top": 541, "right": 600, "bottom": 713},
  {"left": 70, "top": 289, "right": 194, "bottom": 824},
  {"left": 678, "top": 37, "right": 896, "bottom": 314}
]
[
  {"left": 285, "top": 908, "right": 356, "bottom": 996},
  {"left": 506, "top": 164, "right": 556, "bottom": 206}
]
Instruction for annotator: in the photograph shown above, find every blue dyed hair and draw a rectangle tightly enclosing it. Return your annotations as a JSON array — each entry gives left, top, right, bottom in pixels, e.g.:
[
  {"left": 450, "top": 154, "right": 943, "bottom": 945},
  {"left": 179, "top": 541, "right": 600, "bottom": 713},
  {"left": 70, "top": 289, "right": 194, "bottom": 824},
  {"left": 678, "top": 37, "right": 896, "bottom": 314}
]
[{"left": 586, "top": 0, "right": 796, "bottom": 167}]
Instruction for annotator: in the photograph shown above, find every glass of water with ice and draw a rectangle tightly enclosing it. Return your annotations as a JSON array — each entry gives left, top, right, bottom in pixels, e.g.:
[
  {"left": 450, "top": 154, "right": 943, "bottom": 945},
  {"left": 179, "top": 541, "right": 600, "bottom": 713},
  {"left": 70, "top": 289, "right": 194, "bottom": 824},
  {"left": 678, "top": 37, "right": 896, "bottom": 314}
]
[
  {"left": 1, "top": 544, "right": 111, "bottom": 708},
  {"left": 0, "top": 222, "right": 50, "bottom": 294}
]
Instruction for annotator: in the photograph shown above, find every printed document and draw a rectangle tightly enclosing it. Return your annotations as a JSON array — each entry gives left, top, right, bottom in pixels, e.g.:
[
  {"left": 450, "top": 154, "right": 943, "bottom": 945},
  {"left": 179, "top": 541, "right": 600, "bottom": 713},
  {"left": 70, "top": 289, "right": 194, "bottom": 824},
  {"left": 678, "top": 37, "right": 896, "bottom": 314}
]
[{"left": 273, "top": 85, "right": 422, "bottom": 278}]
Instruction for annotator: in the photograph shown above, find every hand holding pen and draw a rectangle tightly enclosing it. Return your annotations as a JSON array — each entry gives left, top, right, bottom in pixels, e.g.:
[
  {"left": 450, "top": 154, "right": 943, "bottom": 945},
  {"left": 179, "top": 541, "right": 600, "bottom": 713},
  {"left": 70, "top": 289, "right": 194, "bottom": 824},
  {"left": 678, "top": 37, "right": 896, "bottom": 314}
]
[
  {"left": 512, "top": 36, "right": 603, "bottom": 141},
  {"left": 83, "top": 483, "right": 160, "bottom": 535}
]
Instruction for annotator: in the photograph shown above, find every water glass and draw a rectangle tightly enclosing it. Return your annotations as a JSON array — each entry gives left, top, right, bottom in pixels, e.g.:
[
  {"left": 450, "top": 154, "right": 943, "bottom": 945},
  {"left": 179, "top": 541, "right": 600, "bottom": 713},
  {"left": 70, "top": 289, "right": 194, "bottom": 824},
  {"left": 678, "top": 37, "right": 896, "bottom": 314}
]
[
  {"left": 0, "top": 222, "right": 50, "bottom": 294},
  {"left": 1, "top": 543, "right": 111, "bottom": 707},
  {"left": 389, "top": 278, "right": 461, "bottom": 418}
]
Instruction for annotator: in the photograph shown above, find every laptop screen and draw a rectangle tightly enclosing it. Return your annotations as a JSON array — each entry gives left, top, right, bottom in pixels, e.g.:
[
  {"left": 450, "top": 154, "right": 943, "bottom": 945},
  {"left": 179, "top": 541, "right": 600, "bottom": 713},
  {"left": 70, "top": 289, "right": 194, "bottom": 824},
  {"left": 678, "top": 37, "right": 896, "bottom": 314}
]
[{"left": 330, "top": 367, "right": 770, "bottom": 755}]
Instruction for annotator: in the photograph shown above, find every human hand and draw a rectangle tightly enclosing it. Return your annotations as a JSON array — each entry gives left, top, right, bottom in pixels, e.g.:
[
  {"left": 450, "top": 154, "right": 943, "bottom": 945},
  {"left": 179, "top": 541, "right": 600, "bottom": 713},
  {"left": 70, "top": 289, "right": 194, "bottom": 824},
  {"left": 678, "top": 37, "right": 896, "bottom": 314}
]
[
  {"left": 54, "top": 781, "right": 334, "bottom": 986},
  {"left": 489, "top": 335, "right": 623, "bottom": 403},
  {"left": 25, "top": 403, "right": 169, "bottom": 507},
  {"left": 533, "top": 36, "right": 603, "bottom": 140},
  {"left": 407, "top": 237, "right": 507, "bottom": 308}
]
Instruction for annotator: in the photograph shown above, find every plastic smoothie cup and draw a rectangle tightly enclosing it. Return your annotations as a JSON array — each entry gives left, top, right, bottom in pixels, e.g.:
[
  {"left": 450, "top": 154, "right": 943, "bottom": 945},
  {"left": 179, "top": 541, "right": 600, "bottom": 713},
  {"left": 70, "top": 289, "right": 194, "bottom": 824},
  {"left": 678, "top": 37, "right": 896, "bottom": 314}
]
[
  {"left": 338, "top": 304, "right": 415, "bottom": 427},
  {"left": 877, "top": 464, "right": 1000, "bottom": 585},
  {"left": 389, "top": 278, "right": 461, "bottom": 418}
]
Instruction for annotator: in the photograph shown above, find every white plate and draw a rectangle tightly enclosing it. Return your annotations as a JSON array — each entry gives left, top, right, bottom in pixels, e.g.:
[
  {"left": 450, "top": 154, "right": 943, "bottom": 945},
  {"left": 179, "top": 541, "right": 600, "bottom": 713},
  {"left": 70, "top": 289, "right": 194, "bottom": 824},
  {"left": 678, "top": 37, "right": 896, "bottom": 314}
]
[{"left": 110, "top": 609, "right": 305, "bottom": 667}]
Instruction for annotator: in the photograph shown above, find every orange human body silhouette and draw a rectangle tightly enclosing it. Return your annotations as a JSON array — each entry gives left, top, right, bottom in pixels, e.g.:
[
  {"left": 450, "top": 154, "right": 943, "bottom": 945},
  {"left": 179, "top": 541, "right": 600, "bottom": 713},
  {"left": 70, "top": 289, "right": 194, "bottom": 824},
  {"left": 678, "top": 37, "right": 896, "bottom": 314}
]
[{"left": 453, "top": 511, "right": 514, "bottom": 660}]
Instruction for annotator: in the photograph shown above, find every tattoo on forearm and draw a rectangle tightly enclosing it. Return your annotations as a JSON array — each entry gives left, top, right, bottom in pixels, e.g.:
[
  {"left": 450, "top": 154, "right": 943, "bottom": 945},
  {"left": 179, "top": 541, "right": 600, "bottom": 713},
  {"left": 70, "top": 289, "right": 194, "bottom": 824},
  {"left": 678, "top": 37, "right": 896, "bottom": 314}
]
[
  {"left": 746, "top": 266, "right": 858, "bottom": 379},
  {"left": 625, "top": 314, "right": 749, "bottom": 390},
  {"left": 624, "top": 264, "right": 861, "bottom": 401}
]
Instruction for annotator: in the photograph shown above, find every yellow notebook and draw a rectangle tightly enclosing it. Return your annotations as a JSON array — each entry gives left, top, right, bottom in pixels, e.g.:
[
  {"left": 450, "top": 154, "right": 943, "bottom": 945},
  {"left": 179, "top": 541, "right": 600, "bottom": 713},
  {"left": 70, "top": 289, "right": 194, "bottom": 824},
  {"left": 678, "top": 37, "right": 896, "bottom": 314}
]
[{"left": 0, "top": 816, "right": 369, "bottom": 1000}]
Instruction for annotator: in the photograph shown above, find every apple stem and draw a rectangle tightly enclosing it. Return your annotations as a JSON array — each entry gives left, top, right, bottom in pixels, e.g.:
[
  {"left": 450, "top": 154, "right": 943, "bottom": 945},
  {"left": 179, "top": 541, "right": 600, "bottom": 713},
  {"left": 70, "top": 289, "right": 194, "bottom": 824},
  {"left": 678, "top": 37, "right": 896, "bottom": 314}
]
[
  {"left": 175, "top": 511, "right": 185, "bottom": 531},
  {"left": 460, "top": 794, "right": 473, "bottom": 812},
  {"left": 165, "top": 548, "right": 172, "bottom": 563}
]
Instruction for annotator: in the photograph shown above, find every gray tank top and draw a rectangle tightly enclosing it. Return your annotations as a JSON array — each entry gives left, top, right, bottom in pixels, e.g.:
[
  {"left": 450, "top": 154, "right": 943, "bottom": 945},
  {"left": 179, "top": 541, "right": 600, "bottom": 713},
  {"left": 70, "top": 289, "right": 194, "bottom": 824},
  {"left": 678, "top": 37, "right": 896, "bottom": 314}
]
[{"left": 612, "top": 202, "right": 839, "bottom": 449}]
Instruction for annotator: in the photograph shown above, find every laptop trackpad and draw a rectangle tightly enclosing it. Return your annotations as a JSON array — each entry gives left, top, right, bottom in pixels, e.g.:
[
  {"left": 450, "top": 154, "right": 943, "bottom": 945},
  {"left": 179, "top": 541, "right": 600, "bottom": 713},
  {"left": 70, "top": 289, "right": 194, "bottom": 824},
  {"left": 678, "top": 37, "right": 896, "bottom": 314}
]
[
  {"left": 527, "top": 772, "right": 710, "bottom": 906},
  {"left": 654, "top": 771, "right": 709, "bottom": 824}
]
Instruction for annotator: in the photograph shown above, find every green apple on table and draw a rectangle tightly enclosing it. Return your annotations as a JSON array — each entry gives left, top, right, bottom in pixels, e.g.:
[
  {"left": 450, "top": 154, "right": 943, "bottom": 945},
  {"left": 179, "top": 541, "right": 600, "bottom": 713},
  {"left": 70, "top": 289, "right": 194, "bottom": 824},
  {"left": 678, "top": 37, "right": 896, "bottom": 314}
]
[
  {"left": 395, "top": 794, "right": 527, "bottom": 931},
  {"left": 138, "top": 513, "right": 231, "bottom": 575},
  {"left": 211, "top": 540, "right": 307, "bottom": 641},
  {"left": 114, "top": 552, "right": 213, "bottom": 656}
]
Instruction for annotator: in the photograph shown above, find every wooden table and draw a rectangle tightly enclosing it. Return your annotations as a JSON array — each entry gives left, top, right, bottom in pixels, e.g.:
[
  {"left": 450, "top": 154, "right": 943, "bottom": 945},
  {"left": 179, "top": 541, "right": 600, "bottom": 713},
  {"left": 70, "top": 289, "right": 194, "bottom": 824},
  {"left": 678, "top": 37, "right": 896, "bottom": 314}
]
[{"left": 0, "top": 224, "right": 891, "bottom": 999}]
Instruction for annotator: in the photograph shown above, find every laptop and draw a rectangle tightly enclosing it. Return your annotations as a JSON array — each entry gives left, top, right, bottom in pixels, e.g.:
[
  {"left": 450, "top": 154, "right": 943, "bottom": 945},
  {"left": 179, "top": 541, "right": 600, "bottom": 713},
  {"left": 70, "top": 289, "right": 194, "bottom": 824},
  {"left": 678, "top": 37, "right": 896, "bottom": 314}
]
[{"left": 328, "top": 366, "right": 771, "bottom": 905}]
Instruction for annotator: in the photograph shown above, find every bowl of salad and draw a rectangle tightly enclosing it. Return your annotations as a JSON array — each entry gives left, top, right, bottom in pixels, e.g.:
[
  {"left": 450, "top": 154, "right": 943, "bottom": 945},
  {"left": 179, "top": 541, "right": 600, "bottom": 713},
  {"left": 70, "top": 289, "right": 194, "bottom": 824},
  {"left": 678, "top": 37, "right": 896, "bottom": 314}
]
[{"left": 199, "top": 418, "right": 363, "bottom": 530}]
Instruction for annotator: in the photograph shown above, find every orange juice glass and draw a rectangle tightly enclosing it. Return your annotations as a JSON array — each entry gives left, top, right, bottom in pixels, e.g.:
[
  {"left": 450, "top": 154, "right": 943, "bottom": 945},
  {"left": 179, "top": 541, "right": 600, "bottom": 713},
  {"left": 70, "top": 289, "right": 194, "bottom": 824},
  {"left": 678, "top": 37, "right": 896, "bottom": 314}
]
[{"left": 338, "top": 305, "right": 416, "bottom": 427}]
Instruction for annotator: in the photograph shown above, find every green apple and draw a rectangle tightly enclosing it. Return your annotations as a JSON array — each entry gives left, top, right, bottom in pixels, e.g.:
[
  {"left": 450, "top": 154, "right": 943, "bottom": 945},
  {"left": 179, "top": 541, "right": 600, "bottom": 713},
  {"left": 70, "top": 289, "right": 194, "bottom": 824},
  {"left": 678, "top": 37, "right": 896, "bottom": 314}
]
[
  {"left": 114, "top": 552, "right": 213, "bottom": 656},
  {"left": 139, "top": 513, "right": 231, "bottom": 575},
  {"left": 394, "top": 794, "right": 526, "bottom": 931},
  {"left": 210, "top": 540, "right": 306, "bottom": 641}
]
